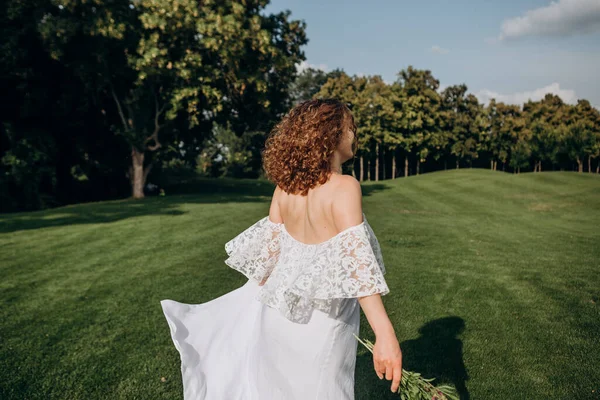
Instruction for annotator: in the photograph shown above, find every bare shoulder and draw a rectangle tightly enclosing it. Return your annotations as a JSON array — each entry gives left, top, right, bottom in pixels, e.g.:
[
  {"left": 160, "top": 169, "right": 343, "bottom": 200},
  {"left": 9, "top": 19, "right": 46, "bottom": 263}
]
[
  {"left": 329, "top": 174, "right": 362, "bottom": 200},
  {"left": 329, "top": 174, "right": 363, "bottom": 230}
]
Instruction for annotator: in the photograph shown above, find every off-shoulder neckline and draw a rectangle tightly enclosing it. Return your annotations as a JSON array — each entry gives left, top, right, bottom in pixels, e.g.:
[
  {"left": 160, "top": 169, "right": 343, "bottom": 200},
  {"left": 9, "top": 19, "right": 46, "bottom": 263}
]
[{"left": 266, "top": 212, "right": 367, "bottom": 247}]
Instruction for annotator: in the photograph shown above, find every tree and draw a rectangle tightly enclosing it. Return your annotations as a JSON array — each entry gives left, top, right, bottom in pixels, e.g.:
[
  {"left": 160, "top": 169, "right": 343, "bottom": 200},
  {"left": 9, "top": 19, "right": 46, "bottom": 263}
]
[
  {"left": 485, "top": 101, "right": 519, "bottom": 171},
  {"left": 441, "top": 86, "right": 484, "bottom": 169},
  {"left": 523, "top": 94, "right": 569, "bottom": 172},
  {"left": 39, "top": 0, "right": 307, "bottom": 198},
  {"left": 289, "top": 67, "right": 344, "bottom": 105},
  {"left": 572, "top": 100, "right": 600, "bottom": 173},
  {"left": 509, "top": 128, "right": 531, "bottom": 174},
  {"left": 353, "top": 76, "right": 399, "bottom": 180},
  {"left": 1, "top": 0, "right": 129, "bottom": 211},
  {"left": 395, "top": 66, "right": 442, "bottom": 176},
  {"left": 563, "top": 100, "right": 599, "bottom": 173}
]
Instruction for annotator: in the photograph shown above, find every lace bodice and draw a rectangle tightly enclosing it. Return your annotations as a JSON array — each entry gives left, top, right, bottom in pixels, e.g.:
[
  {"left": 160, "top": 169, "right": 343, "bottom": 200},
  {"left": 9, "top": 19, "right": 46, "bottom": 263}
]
[{"left": 224, "top": 213, "right": 390, "bottom": 323}]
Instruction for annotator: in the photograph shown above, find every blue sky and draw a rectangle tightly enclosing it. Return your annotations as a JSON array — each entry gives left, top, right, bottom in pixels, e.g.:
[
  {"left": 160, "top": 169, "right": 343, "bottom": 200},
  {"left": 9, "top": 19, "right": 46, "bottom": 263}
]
[{"left": 265, "top": 0, "right": 600, "bottom": 107}]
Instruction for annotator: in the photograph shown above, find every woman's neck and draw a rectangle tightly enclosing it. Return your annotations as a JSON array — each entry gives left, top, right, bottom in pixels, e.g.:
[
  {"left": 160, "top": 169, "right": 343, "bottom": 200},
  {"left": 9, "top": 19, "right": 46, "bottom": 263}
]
[
  {"left": 330, "top": 156, "right": 343, "bottom": 174},
  {"left": 330, "top": 165, "right": 342, "bottom": 174}
]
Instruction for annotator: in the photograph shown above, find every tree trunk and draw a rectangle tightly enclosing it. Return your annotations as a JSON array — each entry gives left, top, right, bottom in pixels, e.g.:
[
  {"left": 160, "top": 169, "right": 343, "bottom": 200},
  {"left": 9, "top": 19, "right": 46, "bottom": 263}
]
[
  {"left": 416, "top": 159, "right": 420, "bottom": 176},
  {"left": 456, "top": 160, "right": 459, "bottom": 169},
  {"left": 385, "top": 147, "right": 388, "bottom": 180},
  {"left": 517, "top": 166, "right": 520, "bottom": 174},
  {"left": 375, "top": 143, "right": 379, "bottom": 181},
  {"left": 490, "top": 160, "right": 494, "bottom": 170},
  {"left": 360, "top": 156, "right": 364, "bottom": 182},
  {"left": 131, "top": 146, "right": 145, "bottom": 199},
  {"left": 404, "top": 156, "right": 408, "bottom": 177},
  {"left": 381, "top": 145, "right": 386, "bottom": 180},
  {"left": 577, "top": 157, "right": 583, "bottom": 173},
  {"left": 392, "top": 150, "right": 396, "bottom": 179},
  {"left": 588, "top": 155, "right": 592, "bottom": 173}
]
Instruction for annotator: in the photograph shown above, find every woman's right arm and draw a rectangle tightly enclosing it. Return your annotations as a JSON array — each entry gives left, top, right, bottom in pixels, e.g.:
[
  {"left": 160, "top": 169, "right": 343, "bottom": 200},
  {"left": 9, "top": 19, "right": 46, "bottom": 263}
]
[{"left": 332, "top": 175, "right": 402, "bottom": 393}]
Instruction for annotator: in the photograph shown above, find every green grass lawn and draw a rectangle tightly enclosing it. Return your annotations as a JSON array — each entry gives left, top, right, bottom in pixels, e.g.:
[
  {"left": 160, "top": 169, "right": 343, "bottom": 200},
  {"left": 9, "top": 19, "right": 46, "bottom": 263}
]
[{"left": 1, "top": 169, "right": 599, "bottom": 400}]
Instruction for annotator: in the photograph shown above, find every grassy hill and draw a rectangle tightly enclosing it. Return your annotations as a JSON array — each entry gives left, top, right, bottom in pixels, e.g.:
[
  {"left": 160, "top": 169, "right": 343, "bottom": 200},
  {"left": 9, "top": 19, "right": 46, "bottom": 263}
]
[{"left": 1, "top": 169, "right": 598, "bottom": 399}]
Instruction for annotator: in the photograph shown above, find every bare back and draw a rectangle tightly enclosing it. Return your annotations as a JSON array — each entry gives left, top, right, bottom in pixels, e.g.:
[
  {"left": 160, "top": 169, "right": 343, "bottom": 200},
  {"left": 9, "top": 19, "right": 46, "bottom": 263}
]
[{"left": 268, "top": 173, "right": 364, "bottom": 245}]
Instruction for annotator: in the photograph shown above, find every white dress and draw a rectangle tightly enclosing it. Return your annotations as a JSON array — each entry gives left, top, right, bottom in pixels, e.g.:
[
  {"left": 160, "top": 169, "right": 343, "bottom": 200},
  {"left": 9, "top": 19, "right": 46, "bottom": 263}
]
[{"left": 160, "top": 212, "right": 390, "bottom": 400}]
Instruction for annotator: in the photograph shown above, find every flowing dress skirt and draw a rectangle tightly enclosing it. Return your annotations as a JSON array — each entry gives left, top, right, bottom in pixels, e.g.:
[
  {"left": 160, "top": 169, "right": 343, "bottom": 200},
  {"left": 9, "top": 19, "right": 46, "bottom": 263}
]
[{"left": 160, "top": 279, "right": 361, "bottom": 400}]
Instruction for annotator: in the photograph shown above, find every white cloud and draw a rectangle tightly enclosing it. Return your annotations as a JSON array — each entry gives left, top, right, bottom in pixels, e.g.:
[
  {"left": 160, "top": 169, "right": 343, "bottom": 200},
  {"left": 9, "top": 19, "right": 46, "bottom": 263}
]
[
  {"left": 475, "top": 83, "right": 578, "bottom": 105},
  {"left": 499, "top": 0, "right": 600, "bottom": 40},
  {"left": 430, "top": 45, "right": 449, "bottom": 54},
  {"left": 296, "top": 61, "right": 329, "bottom": 73}
]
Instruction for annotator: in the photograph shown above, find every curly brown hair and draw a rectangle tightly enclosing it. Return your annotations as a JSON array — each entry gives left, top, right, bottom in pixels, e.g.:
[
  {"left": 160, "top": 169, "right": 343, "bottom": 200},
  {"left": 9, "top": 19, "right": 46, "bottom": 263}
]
[{"left": 262, "top": 98, "right": 357, "bottom": 196}]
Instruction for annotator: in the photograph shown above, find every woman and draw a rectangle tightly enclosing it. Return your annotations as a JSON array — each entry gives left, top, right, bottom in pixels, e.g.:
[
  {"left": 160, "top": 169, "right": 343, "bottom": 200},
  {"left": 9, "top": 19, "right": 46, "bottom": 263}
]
[{"left": 160, "top": 98, "right": 402, "bottom": 399}]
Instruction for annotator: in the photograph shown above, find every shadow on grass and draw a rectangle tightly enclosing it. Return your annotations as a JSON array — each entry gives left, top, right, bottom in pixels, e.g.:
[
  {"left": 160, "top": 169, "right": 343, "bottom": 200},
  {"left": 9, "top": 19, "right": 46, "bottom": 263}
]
[
  {"left": 356, "top": 316, "right": 469, "bottom": 400},
  {"left": 0, "top": 177, "right": 391, "bottom": 234}
]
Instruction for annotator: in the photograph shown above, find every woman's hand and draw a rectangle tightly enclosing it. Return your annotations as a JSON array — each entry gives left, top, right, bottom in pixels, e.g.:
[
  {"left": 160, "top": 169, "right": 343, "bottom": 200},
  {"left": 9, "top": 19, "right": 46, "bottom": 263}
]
[{"left": 372, "top": 329, "right": 403, "bottom": 393}]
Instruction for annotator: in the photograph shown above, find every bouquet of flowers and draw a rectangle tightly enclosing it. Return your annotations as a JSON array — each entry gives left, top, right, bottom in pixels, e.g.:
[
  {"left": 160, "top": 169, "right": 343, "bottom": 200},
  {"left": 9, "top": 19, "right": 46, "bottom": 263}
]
[{"left": 354, "top": 335, "right": 459, "bottom": 400}]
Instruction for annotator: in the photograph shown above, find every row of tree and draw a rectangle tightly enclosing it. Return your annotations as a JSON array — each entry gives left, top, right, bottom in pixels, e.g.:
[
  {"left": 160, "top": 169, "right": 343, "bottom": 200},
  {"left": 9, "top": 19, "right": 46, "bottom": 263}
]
[
  {"left": 313, "top": 68, "right": 600, "bottom": 180},
  {"left": 1, "top": 1, "right": 598, "bottom": 212}
]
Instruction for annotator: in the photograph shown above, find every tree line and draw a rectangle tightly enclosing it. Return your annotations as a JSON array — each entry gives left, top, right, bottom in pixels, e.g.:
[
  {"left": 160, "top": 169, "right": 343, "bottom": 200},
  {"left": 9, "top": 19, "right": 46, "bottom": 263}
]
[
  {"left": 1, "top": 0, "right": 598, "bottom": 213},
  {"left": 314, "top": 68, "right": 600, "bottom": 181}
]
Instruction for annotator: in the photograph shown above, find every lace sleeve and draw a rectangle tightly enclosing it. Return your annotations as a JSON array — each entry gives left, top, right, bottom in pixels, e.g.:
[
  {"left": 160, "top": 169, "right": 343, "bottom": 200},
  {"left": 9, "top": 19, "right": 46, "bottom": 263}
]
[
  {"left": 331, "top": 222, "right": 389, "bottom": 298},
  {"left": 224, "top": 217, "right": 281, "bottom": 284}
]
